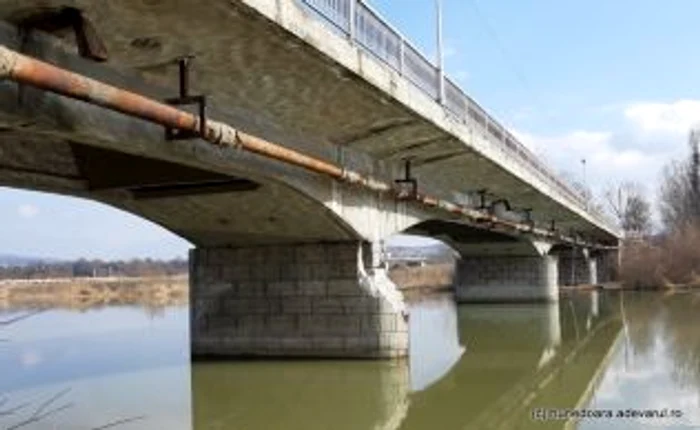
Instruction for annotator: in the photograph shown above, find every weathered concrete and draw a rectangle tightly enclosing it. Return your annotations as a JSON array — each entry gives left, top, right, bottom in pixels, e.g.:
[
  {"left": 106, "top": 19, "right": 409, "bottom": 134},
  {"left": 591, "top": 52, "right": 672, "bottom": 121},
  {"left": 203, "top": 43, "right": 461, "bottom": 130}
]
[
  {"left": 190, "top": 241, "right": 409, "bottom": 358},
  {"left": 558, "top": 251, "right": 598, "bottom": 286},
  {"left": 0, "top": 0, "right": 621, "bottom": 245},
  {"left": 456, "top": 255, "right": 559, "bottom": 303},
  {"left": 595, "top": 249, "right": 619, "bottom": 283},
  {"left": 0, "top": 0, "right": 623, "bottom": 343}
]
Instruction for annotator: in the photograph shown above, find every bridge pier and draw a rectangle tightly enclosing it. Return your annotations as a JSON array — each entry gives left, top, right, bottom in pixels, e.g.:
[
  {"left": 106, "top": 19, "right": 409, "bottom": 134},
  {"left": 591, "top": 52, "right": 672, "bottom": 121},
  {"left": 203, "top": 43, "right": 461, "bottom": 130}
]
[
  {"left": 189, "top": 241, "right": 408, "bottom": 359},
  {"left": 455, "top": 255, "right": 559, "bottom": 303},
  {"left": 596, "top": 249, "right": 620, "bottom": 283},
  {"left": 558, "top": 249, "right": 598, "bottom": 286}
]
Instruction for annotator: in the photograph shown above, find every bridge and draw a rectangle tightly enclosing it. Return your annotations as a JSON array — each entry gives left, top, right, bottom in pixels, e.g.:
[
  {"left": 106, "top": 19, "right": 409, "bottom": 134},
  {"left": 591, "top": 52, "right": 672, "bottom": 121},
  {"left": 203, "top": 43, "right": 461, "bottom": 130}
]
[{"left": 0, "top": 0, "right": 621, "bottom": 358}]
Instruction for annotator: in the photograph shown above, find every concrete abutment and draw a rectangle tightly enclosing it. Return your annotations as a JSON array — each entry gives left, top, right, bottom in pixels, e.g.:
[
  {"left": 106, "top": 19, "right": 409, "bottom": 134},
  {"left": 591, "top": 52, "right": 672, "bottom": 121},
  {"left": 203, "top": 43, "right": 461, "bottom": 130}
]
[{"left": 189, "top": 241, "right": 408, "bottom": 359}]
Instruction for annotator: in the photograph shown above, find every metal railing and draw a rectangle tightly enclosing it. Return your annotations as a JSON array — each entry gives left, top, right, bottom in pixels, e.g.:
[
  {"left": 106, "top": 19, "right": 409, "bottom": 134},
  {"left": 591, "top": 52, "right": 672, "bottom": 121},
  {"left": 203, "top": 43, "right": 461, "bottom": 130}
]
[{"left": 300, "top": 0, "right": 616, "bottom": 231}]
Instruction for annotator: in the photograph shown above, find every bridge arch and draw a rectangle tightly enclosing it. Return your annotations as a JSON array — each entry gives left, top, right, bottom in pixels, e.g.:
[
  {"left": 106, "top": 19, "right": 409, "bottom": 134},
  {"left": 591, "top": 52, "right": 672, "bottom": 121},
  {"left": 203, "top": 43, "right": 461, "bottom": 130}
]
[{"left": 402, "top": 219, "right": 553, "bottom": 258}]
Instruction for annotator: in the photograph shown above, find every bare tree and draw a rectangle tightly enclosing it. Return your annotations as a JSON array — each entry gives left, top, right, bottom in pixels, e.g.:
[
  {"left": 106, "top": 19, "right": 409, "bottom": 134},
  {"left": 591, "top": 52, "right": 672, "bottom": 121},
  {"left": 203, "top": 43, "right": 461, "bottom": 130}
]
[
  {"left": 658, "top": 131, "right": 700, "bottom": 231},
  {"left": 623, "top": 194, "right": 652, "bottom": 235},
  {"left": 605, "top": 182, "right": 652, "bottom": 236},
  {"left": 659, "top": 159, "right": 698, "bottom": 230}
]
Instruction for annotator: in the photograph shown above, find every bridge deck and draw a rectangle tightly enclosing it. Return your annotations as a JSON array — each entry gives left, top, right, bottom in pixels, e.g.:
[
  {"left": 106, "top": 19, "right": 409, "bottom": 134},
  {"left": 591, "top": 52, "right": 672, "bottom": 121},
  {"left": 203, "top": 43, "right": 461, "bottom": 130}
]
[{"left": 0, "top": 0, "right": 620, "bottom": 244}]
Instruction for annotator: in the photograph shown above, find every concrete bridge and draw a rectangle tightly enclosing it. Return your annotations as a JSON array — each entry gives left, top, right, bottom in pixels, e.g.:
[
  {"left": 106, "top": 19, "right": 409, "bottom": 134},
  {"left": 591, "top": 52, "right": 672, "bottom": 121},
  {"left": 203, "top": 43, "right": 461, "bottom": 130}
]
[{"left": 0, "top": 0, "right": 621, "bottom": 358}]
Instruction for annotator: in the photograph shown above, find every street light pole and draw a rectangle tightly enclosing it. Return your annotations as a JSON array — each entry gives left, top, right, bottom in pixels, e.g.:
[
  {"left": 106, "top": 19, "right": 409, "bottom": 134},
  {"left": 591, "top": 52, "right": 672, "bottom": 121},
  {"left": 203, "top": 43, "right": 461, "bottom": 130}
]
[
  {"left": 436, "top": 0, "right": 445, "bottom": 104},
  {"left": 581, "top": 158, "right": 588, "bottom": 209}
]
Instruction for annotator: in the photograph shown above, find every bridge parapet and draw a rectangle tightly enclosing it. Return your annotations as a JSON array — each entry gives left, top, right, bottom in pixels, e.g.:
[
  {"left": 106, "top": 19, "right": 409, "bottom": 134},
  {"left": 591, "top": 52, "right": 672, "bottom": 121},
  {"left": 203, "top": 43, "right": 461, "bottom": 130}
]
[{"left": 299, "top": 0, "right": 618, "bottom": 234}]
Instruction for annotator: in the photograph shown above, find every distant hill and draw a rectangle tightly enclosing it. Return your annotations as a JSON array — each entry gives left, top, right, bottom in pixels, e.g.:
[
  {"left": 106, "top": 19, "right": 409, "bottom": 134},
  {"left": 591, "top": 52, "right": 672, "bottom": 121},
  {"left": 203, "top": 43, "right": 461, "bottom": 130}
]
[{"left": 0, "top": 254, "right": 61, "bottom": 267}]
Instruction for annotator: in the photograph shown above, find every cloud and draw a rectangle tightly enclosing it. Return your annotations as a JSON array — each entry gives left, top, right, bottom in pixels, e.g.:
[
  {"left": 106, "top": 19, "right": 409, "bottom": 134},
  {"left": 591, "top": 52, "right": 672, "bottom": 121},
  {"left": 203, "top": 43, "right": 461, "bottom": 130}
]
[
  {"left": 513, "top": 100, "right": 700, "bottom": 195},
  {"left": 624, "top": 100, "right": 700, "bottom": 134},
  {"left": 17, "top": 204, "right": 39, "bottom": 218},
  {"left": 20, "top": 350, "right": 42, "bottom": 367}
]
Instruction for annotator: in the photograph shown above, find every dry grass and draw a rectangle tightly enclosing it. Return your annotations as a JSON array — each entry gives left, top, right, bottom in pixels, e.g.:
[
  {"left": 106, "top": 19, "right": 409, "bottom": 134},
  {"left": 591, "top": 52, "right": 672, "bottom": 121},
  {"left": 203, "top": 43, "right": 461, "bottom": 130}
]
[
  {"left": 388, "top": 263, "right": 455, "bottom": 291},
  {"left": 621, "top": 223, "right": 700, "bottom": 289},
  {"left": 0, "top": 276, "right": 188, "bottom": 310}
]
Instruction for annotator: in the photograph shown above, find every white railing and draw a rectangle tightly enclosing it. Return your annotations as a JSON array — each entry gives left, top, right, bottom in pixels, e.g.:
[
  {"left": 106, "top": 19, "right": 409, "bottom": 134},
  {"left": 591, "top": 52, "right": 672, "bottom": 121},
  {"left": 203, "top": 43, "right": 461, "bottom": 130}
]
[{"left": 300, "top": 0, "right": 617, "bottom": 231}]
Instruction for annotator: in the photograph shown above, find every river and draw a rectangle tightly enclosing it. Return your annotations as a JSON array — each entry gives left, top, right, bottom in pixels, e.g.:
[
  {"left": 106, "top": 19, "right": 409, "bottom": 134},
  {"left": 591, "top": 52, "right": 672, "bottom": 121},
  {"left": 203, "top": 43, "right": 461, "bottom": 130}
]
[{"left": 0, "top": 290, "right": 698, "bottom": 429}]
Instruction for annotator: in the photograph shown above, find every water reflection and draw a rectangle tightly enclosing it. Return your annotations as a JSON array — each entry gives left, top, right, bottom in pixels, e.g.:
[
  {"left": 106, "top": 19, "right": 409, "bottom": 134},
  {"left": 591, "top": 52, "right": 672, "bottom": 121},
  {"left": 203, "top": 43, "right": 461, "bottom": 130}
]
[
  {"left": 0, "top": 307, "right": 191, "bottom": 430},
  {"left": 3, "top": 290, "right": 700, "bottom": 429},
  {"left": 399, "top": 296, "right": 620, "bottom": 430},
  {"left": 192, "top": 361, "right": 409, "bottom": 430},
  {"left": 579, "top": 292, "right": 700, "bottom": 429},
  {"left": 408, "top": 294, "right": 464, "bottom": 392}
]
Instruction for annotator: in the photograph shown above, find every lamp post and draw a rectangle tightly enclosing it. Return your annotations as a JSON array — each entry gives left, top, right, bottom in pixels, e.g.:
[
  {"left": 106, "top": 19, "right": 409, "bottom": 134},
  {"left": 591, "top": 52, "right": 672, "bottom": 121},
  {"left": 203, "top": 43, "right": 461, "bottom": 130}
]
[
  {"left": 436, "top": 0, "right": 445, "bottom": 104},
  {"left": 581, "top": 158, "right": 587, "bottom": 209}
]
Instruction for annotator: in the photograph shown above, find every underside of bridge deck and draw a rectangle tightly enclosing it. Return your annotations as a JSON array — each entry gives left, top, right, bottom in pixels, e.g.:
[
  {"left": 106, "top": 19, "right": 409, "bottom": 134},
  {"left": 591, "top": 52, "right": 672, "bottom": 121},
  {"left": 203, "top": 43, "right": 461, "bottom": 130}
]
[{"left": 0, "top": 1, "right": 621, "bottom": 359}]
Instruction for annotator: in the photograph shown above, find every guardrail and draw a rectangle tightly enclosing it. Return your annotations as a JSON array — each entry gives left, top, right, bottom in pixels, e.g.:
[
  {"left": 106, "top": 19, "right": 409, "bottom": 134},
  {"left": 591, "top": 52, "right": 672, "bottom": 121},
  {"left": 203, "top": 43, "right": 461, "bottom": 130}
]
[{"left": 300, "top": 0, "right": 617, "bottom": 231}]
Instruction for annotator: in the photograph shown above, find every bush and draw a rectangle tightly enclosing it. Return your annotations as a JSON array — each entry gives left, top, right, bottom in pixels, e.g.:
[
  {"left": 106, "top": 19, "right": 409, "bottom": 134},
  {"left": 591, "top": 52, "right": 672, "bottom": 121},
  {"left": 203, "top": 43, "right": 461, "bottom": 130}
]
[
  {"left": 621, "top": 223, "right": 700, "bottom": 288},
  {"left": 620, "top": 239, "right": 663, "bottom": 289}
]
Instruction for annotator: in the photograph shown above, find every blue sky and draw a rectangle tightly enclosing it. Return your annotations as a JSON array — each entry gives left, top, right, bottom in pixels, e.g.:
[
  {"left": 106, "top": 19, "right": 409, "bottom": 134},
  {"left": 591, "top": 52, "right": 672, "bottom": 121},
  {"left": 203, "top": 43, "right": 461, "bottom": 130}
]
[{"left": 3, "top": 0, "right": 700, "bottom": 259}]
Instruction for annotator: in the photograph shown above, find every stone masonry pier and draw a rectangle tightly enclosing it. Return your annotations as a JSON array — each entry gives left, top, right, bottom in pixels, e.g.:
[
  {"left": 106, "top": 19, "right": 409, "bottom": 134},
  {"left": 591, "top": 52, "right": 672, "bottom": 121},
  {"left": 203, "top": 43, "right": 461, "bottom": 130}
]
[
  {"left": 456, "top": 255, "right": 559, "bottom": 303},
  {"left": 190, "top": 241, "right": 408, "bottom": 358},
  {"left": 558, "top": 249, "right": 599, "bottom": 286}
]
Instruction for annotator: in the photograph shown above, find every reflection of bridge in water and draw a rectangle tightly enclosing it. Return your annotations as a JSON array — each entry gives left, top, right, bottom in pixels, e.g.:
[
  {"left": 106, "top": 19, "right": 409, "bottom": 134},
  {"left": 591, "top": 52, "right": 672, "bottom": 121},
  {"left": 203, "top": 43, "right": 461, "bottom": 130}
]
[
  {"left": 191, "top": 291, "right": 623, "bottom": 430},
  {"left": 402, "top": 291, "right": 622, "bottom": 430}
]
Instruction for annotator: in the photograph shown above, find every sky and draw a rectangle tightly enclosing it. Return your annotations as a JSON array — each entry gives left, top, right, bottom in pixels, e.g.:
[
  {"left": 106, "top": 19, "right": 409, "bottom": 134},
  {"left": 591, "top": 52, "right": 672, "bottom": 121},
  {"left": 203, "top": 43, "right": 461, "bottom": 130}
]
[{"left": 2, "top": 0, "right": 700, "bottom": 259}]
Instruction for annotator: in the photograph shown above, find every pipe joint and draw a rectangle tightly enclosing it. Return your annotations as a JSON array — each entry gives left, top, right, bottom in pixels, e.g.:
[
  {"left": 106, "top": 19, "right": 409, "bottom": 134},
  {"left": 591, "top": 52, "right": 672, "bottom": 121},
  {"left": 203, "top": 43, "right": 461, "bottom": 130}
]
[
  {"left": 0, "top": 45, "right": 17, "bottom": 79},
  {"left": 206, "top": 120, "right": 238, "bottom": 148}
]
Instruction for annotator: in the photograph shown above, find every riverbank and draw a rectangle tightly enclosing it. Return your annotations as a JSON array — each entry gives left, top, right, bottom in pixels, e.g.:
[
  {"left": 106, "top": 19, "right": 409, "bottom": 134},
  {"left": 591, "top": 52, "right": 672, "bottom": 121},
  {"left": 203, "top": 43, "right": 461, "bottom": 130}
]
[
  {"left": 0, "top": 275, "right": 188, "bottom": 310},
  {"left": 0, "top": 262, "right": 455, "bottom": 310},
  {"left": 388, "top": 263, "right": 454, "bottom": 294}
]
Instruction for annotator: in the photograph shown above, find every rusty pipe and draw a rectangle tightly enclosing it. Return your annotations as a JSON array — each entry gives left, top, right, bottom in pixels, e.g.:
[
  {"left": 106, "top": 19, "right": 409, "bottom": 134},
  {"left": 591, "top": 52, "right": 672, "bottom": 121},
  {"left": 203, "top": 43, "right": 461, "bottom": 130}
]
[{"left": 0, "top": 45, "right": 592, "bottom": 247}]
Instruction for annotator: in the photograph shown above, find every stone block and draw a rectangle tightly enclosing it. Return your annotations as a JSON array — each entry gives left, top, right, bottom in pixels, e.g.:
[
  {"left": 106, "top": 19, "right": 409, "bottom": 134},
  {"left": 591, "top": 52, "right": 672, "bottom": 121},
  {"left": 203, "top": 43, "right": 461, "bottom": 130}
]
[
  {"left": 377, "top": 298, "right": 400, "bottom": 314},
  {"left": 278, "top": 337, "right": 314, "bottom": 352},
  {"left": 359, "top": 314, "right": 379, "bottom": 333},
  {"left": 265, "top": 281, "right": 293, "bottom": 297},
  {"left": 298, "top": 280, "right": 326, "bottom": 296},
  {"left": 237, "top": 281, "right": 267, "bottom": 298},
  {"left": 220, "top": 265, "right": 241, "bottom": 281},
  {"left": 332, "top": 243, "right": 360, "bottom": 262},
  {"left": 325, "top": 315, "right": 361, "bottom": 335},
  {"left": 266, "top": 315, "right": 298, "bottom": 336},
  {"left": 266, "top": 246, "right": 296, "bottom": 263},
  {"left": 344, "top": 335, "right": 377, "bottom": 351},
  {"left": 209, "top": 248, "right": 236, "bottom": 265},
  {"left": 328, "top": 279, "right": 359, "bottom": 296},
  {"left": 281, "top": 296, "right": 312, "bottom": 314},
  {"left": 278, "top": 263, "right": 299, "bottom": 280},
  {"left": 327, "top": 262, "right": 357, "bottom": 279},
  {"left": 312, "top": 297, "right": 345, "bottom": 314},
  {"left": 233, "top": 265, "right": 252, "bottom": 282},
  {"left": 342, "top": 296, "right": 377, "bottom": 314},
  {"left": 295, "top": 244, "right": 326, "bottom": 263},
  {"left": 254, "top": 264, "right": 282, "bottom": 281},
  {"left": 296, "top": 264, "right": 326, "bottom": 281},
  {"left": 312, "top": 336, "right": 344, "bottom": 352}
]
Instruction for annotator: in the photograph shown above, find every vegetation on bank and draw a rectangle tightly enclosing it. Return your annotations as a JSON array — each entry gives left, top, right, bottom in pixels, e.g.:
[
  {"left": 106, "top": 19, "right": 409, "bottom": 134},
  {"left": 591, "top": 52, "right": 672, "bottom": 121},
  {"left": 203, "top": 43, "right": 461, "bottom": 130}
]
[
  {"left": 610, "top": 132, "right": 700, "bottom": 289},
  {"left": 0, "top": 257, "right": 188, "bottom": 280},
  {"left": 621, "top": 224, "right": 700, "bottom": 289},
  {"left": 0, "top": 276, "right": 188, "bottom": 310},
  {"left": 388, "top": 263, "right": 454, "bottom": 291}
]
